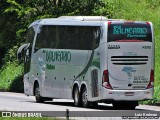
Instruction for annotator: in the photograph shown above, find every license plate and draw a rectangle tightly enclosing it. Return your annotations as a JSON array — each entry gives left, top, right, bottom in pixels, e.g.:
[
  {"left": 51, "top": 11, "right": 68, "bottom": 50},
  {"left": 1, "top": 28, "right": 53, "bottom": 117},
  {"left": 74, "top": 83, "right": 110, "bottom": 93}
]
[{"left": 125, "top": 92, "right": 134, "bottom": 96}]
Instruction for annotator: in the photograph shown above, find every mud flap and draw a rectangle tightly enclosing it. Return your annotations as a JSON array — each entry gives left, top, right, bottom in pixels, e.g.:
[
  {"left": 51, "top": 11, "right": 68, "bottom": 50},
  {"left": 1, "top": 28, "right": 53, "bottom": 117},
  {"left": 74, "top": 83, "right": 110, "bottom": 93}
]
[{"left": 91, "top": 69, "right": 99, "bottom": 97}]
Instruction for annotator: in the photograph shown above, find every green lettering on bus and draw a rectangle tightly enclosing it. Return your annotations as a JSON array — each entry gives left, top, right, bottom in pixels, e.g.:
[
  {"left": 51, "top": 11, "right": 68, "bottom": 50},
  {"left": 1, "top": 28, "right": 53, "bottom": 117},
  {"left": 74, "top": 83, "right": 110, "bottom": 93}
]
[{"left": 46, "top": 50, "right": 71, "bottom": 62}]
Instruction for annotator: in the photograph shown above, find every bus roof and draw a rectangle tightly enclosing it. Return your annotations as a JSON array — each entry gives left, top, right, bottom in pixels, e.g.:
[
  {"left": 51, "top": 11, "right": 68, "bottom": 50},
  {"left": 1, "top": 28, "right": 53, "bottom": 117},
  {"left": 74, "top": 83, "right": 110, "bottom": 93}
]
[
  {"left": 58, "top": 16, "right": 107, "bottom": 21},
  {"left": 29, "top": 16, "right": 152, "bottom": 28},
  {"left": 29, "top": 16, "right": 126, "bottom": 27}
]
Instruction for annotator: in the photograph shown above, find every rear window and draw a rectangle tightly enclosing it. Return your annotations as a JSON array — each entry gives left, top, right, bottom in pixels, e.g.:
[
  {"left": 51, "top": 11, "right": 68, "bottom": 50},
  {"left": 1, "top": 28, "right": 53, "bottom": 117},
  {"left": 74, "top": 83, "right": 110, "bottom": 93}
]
[{"left": 108, "top": 23, "right": 152, "bottom": 42}]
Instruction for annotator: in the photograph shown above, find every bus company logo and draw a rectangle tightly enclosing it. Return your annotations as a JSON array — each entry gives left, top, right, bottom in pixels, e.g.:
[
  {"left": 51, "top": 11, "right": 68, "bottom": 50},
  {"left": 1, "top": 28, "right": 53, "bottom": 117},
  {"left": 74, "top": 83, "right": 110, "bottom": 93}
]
[
  {"left": 108, "top": 45, "right": 120, "bottom": 49},
  {"left": 122, "top": 67, "right": 136, "bottom": 80},
  {"left": 123, "top": 52, "right": 137, "bottom": 56},
  {"left": 45, "top": 50, "right": 71, "bottom": 63},
  {"left": 113, "top": 26, "right": 147, "bottom": 38}
]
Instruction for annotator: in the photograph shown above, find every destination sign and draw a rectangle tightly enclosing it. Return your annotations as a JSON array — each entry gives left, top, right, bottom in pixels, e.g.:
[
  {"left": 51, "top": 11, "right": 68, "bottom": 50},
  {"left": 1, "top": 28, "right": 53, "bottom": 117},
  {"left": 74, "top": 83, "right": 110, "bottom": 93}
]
[
  {"left": 108, "top": 23, "right": 152, "bottom": 42},
  {"left": 113, "top": 26, "right": 148, "bottom": 38}
]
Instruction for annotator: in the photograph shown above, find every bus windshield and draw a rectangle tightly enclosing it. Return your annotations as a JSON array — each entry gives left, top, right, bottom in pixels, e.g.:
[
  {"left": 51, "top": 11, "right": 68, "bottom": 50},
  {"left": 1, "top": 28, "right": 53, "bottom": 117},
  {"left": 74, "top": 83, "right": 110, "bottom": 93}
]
[{"left": 108, "top": 22, "right": 152, "bottom": 42}]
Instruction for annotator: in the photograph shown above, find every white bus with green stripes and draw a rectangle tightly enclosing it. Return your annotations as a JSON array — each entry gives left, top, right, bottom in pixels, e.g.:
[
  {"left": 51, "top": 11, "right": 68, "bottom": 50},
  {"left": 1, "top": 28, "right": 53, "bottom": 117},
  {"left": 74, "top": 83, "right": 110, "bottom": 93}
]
[{"left": 17, "top": 16, "right": 154, "bottom": 109}]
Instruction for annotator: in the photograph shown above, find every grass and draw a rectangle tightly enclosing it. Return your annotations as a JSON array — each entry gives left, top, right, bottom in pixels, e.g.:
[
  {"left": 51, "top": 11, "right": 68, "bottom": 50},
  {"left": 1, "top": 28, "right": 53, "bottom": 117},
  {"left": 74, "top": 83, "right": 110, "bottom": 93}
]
[
  {"left": 107, "top": 0, "right": 160, "bottom": 104},
  {"left": 0, "top": 62, "right": 24, "bottom": 92}
]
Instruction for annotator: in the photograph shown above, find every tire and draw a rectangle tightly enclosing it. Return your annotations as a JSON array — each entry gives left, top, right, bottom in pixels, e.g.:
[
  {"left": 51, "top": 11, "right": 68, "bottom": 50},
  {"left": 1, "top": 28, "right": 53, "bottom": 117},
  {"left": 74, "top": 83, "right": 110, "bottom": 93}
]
[
  {"left": 34, "top": 84, "right": 44, "bottom": 103},
  {"left": 82, "top": 87, "right": 89, "bottom": 107},
  {"left": 73, "top": 87, "right": 81, "bottom": 107}
]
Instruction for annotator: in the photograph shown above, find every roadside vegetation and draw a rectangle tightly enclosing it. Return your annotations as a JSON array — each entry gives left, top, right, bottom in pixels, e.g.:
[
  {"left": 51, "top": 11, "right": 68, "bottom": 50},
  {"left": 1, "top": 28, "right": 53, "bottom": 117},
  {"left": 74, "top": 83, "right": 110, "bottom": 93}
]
[
  {"left": 0, "top": 62, "right": 23, "bottom": 92},
  {"left": 0, "top": 0, "right": 159, "bottom": 105}
]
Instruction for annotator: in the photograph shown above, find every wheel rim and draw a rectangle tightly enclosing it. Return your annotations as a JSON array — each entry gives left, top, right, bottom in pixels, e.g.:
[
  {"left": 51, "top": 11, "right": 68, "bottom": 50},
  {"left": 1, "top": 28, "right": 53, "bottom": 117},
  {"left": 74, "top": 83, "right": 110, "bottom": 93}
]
[{"left": 82, "top": 89, "right": 88, "bottom": 105}]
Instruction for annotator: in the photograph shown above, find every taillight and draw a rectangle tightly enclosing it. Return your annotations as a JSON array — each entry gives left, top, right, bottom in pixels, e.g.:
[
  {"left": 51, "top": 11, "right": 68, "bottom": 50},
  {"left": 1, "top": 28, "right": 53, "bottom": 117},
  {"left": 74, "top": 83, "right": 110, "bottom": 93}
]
[
  {"left": 102, "top": 70, "right": 112, "bottom": 89},
  {"left": 146, "top": 22, "right": 150, "bottom": 25},
  {"left": 108, "top": 22, "right": 112, "bottom": 26},
  {"left": 147, "top": 70, "right": 154, "bottom": 89}
]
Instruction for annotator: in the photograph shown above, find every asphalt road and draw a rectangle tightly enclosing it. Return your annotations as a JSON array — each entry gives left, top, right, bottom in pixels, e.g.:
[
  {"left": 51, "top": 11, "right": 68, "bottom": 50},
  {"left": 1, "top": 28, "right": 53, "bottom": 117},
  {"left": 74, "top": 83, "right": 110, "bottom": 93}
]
[{"left": 0, "top": 92, "right": 160, "bottom": 120}]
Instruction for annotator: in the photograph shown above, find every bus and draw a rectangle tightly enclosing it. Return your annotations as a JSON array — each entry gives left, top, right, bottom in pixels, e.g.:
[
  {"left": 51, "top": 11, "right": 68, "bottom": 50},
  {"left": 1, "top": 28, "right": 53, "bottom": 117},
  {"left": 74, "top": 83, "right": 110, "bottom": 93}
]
[{"left": 17, "top": 16, "right": 154, "bottom": 109}]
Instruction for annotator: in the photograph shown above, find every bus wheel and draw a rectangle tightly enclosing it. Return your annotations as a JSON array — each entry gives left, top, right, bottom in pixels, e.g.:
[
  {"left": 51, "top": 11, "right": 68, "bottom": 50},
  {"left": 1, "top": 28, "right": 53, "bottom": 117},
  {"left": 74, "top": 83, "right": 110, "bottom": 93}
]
[
  {"left": 82, "top": 87, "right": 89, "bottom": 107},
  {"left": 35, "top": 84, "right": 44, "bottom": 103},
  {"left": 73, "top": 87, "right": 81, "bottom": 107}
]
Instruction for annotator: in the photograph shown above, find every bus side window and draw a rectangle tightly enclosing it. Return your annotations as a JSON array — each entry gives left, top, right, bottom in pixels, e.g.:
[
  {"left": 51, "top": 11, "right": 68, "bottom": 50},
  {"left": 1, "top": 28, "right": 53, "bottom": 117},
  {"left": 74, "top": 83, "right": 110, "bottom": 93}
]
[
  {"left": 58, "top": 26, "right": 66, "bottom": 49},
  {"left": 49, "top": 26, "right": 56, "bottom": 48},
  {"left": 93, "top": 27, "right": 101, "bottom": 49},
  {"left": 34, "top": 25, "right": 56, "bottom": 52},
  {"left": 24, "top": 25, "right": 37, "bottom": 74},
  {"left": 34, "top": 25, "right": 43, "bottom": 52},
  {"left": 79, "top": 26, "right": 92, "bottom": 50},
  {"left": 86, "top": 27, "right": 93, "bottom": 50},
  {"left": 78, "top": 26, "right": 86, "bottom": 50},
  {"left": 66, "top": 26, "right": 79, "bottom": 49},
  {"left": 34, "top": 25, "right": 101, "bottom": 51}
]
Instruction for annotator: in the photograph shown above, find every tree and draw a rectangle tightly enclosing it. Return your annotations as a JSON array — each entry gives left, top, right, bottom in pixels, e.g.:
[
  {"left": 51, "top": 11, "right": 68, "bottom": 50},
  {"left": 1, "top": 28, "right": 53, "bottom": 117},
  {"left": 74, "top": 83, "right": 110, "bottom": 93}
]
[{"left": 1, "top": 0, "right": 113, "bottom": 62}]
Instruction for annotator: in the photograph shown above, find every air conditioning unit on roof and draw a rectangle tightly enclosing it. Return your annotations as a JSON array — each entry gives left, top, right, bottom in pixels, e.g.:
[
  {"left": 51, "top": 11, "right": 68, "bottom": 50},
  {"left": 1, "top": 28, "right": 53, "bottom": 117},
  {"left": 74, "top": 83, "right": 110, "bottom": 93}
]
[{"left": 58, "top": 16, "right": 107, "bottom": 21}]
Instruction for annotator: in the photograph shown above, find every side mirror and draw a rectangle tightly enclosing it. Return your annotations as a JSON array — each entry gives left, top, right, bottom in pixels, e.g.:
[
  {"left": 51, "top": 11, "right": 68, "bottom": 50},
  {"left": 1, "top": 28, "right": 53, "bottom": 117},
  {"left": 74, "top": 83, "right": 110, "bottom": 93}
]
[{"left": 17, "top": 44, "right": 29, "bottom": 64}]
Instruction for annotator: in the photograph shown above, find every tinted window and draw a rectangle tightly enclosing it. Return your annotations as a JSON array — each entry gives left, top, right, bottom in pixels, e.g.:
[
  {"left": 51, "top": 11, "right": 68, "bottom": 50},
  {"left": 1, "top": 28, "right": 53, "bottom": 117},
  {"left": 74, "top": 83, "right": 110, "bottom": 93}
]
[
  {"left": 108, "top": 23, "right": 152, "bottom": 42},
  {"left": 58, "top": 26, "right": 66, "bottom": 49},
  {"left": 26, "top": 25, "right": 37, "bottom": 44},
  {"left": 25, "top": 25, "right": 37, "bottom": 74},
  {"left": 35, "top": 25, "right": 56, "bottom": 50},
  {"left": 35, "top": 25, "right": 101, "bottom": 51}
]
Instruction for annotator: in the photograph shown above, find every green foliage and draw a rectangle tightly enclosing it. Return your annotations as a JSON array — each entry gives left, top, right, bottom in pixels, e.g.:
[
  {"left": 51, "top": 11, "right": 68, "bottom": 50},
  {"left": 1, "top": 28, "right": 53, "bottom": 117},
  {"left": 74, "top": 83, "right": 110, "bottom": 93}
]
[
  {"left": 93, "top": 1, "right": 114, "bottom": 18},
  {"left": 3, "top": 46, "right": 19, "bottom": 63},
  {"left": 0, "top": 61, "right": 23, "bottom": 92}
]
